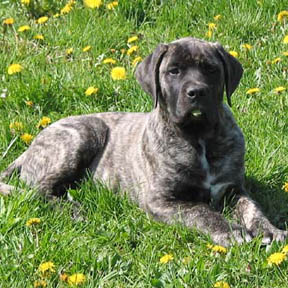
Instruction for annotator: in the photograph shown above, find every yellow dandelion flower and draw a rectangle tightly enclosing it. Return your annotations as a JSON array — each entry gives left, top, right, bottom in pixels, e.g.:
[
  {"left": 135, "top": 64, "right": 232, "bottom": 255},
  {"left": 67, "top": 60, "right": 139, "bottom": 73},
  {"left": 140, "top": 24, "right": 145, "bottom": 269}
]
[
  {"left": 211, "top": 245, "right": 227, "bottom": 254},
  {"left": 103, "top": 58, "right": 116, "bottom": 64},
  {"left": 282, "top": 245, "right": 288, "bottom": 254},
  {"left": 214, "top": 14, "right": 221, "bottom": 21},
  {"left": 60, "top": 273, "right": 69, "bottom": 282},
  {"left": 18, "top": 25, "right": 30, "bottom": 32},
  {"left": 127, "top": 45, "right": 138, "bottom": 56},
  {"left": 84, "top": 0, "right": 102, "bottom": 9},
  {"left": 271, "top": 57, "right": 281, "bottom": 64},
  {"left": 283, "top": 51, "right": 288, "bottom": 56},
  {"left": 36, "top": 16, "right": 48, "bottom": 24},
  {"left": 274, "top": 86, "right": 286, "bottom": 93},
  {"left": 159, "top": 254, "right": 173, "bottom": 264},
  {"left": 120, "top": 48, "right": 126, "bottom": 54},
  {"left": 34, "top": 280, "right": 47, "bottom": 288},
  {"left": 242, "top": 43, "right": 253, "bottom": 50},
  {"left": 3, "top": 18, "right": 14, "bottom": 25},
  {"left": 83, "top": 45, "right": 91, "bottom": 52},
  {"left": 34, "top": 34, "right": 44, "bottom": 40},
  {"left": 8, "top": 63, "right": 23, "bottom": 75},
  {"left": 107, "top": 1, "right": 118, "bottom": 10},
  {"left": 21, "top": 0, "right": 30, "bottom": 4},
  {"left": 9, "top": 121, "right": 24, "bottom": 132},
  {"left": 214, "top": 281, "right": 230, "bottom": 288},
  {"left": 283, "top": 35, "right": 288, "bottom": 44},
  {"left": 37, "top": 117, "right": 51, "bottom": 129},
  {"left": 128, "top": 36, "right": 138, "bottom": 43},
  {"left": 111, "top": 67, "right": 126, "bottom": 80},
  {"left": 132, "top": 56, "right": 142, "bottom": 67},
  {"left": 246, "top": 88, "right": 260, "bottom": 94},
  {"left": 229, "top": 50, "right": 238, "bottom": 58},
  {"left": 277, "top": 10, "right": 288, "bottom": 22},
  {"left": 61, "top": 4, "right": 73, "bottom": 15},
  {"left": 267, "top": 252, "right": 286, "bottom": 266},
  {"left": 282, "top": 182, "right": 288, "bottom": 192},
  {"left": 53, "top": 13, "right": 60, "bottom": 18},
  {"left": 208, "top": 22, "right": 217, "bottom": 30},
  {"left": 26, "top": 217, "right": 41, "bottom": 226},
  {"left": 85, "top": 86, "right": 99, "bottom": 96},
  {"left": 66, "top": 48, "right": 73, "bottom": 55},
  {"left": 21, "top": 133, "right": 33, "bottom": 145},
  {"left": 67, "top": 273, "right": 86, "bottom": 286},
  {"left": 206, "top": 30, "right": 213, "bottom": 38},
  {"left": 38, "top": 261, "right": 55, "bottom": 274}
]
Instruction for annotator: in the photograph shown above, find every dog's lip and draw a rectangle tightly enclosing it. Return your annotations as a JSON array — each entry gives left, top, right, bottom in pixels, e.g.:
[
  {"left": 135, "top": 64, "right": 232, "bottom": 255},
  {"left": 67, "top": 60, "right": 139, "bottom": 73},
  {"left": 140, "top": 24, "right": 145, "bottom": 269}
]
[{"left": 191, "top": 109, "right": 203, "bottom": 118}]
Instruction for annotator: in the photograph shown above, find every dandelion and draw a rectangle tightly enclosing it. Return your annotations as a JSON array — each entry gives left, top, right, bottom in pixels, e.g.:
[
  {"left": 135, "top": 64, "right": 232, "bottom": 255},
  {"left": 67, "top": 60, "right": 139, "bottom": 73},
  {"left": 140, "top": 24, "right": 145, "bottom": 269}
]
[
  {"left": 120, "top": 48, "right": 126, "bottom": 54},
  {"left": 37, "top": 117, "right": 51, "bottom": 129},
  {"left": 36, "top": 16, "right": 48, "bottom": 24},
  {"left": 26, "top": 217, "right": 41, "bottom": 226},
  {"left": 242, "top": 43, "right": 253, "bottom": 50},
  {"left": 111, "top": 67, "right": 126, "bottom": 80},
  {"left": 208, "top": 23, "right": 217, "bottom": 30},
  {"left": 54, "top": 13, "right": 61, "bottom": 18},
  {"left": 21, "top": 0, "right": 30, "bottom": 4},
  {"left": 127, "top": 36, "right": 138, "bottom": 43},
  {"left": 271, "top": 57, "right": 281, "bottom": 64},
  {"left": 34, "top": 280, "right": 47, "bottom": 288},
  {"left": 66, "top": 48, "right": 73, "bottom": 55},
  {"left": 25, "top": 100, "right": 34, "bottom": 106},
  {"left": 82, "top": 45, "right": 91, "bottom": 52},
  {"left": 107, "top": 1, "right": 118, "bottom": 10},
  {"left": 206, "top": 30, "right": 213, "bottom": 39},
  {"left": 132, "top": 56, "right": 142, "bottom": 67},
  {"left": 9, "top": 121, "right": 24, "bottom": 133},
  {"left": 39, "top": 262, "right": 56, "bottom": 274},
  {"left": 67, "top": 273, "right": 86, "bottom": 286},
  {"left": 85, "top": 86, "right": 99, "bottom": 96},
  {"left": 282, "top": 182, "right": 288, "bottom": 193},
  {"left": 84, "top": 0, "right": 102, "bottom": 9},
  {"left": 21, "top": 133, "right": 33, "bottom": 145},
  {"left": 214, "top": 281, "right": 230, "bottom": 288},
  {"left": 60, "top": 273, "right": 69, "bottom": 282},
  {"left": 274, "top": 86, "right": 286, "bottom": 93},
  {"left": 283, "top": 35, "right": 288, "bottom": 44},
  {"left": 283, "top": 51, "right": 288, "bottom": 56},
  {"left": 267, "top": 252, "right": 286, "bottom": 266},
  {"left": 214, "top": 14, "right": 221, "bottom": 21},
  {"left": 127, "top": 45, "right": 138, "bottom": 56},
  {"left": 277, "top": 10, "right": 288, "bottom": 22},
  {"left": 159, "top": 253, "right": 173, "bottom": 264},
  {"left": 61, "top": 2, "right": 74, "bottom": 15},
  {"left": 246, "top": 88, "right": 260, "bottom": 95},
  {"left": 8, "top": 64, "right": 23, "bottom": 75},
  {"left": 18, "top": 25, "right": 30, "bottom": 32},
  {"left": 34, "top": 34, "right": 44, "bottom": 40},
  {"left": 229, "top": 50, "right": 238, "bottom": 58},
  {"left": 282, "top": 245, "right": 288, "bottom": 254},
  {"left": 3, "top": 18, "right": 14, "bottom": 25},
  {"left": 210, "top": 245, "right": 227, "bottom": 254},
  {"left": 103, "top": 58, "right": 116, "bottom": 64}
]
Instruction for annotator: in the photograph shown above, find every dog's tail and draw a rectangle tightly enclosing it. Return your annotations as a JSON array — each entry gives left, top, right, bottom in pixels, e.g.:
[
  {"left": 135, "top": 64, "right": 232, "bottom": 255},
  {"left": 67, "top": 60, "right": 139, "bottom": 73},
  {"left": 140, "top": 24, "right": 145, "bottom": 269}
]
[{"left": 0, "top": 154, "right": 24, "bottom": 196}]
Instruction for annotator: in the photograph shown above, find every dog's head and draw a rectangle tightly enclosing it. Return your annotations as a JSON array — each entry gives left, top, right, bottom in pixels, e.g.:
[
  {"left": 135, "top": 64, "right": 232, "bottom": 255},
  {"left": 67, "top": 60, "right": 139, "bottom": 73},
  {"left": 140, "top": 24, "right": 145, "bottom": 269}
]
[{"left": 135, "top": 37, "right": 243, "bottom": 129}]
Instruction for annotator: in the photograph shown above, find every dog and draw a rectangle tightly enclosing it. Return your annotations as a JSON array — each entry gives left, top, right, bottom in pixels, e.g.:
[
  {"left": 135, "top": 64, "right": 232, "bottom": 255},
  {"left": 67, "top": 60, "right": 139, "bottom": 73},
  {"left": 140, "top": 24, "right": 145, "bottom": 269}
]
[{"left": 0, "top": 37, "right": 287, "bottom": 246}]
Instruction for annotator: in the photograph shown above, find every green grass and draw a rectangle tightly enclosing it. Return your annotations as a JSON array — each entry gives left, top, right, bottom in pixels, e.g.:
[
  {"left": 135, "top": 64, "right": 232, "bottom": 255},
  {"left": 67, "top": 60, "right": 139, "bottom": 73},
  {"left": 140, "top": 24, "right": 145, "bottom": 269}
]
[{"left": 0, "top": 0, "right": 288, "bottom": 287}]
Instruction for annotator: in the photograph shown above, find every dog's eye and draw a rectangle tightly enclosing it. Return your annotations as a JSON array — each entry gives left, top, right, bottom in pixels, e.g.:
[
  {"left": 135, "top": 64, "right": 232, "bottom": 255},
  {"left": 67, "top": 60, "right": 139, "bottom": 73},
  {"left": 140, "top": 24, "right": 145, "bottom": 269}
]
[
  {"left": 168, "top": 68, "right": 180, "bottom": 75},
  {"left": 203, "top": 63, "right": 217, "bottom": 73}
]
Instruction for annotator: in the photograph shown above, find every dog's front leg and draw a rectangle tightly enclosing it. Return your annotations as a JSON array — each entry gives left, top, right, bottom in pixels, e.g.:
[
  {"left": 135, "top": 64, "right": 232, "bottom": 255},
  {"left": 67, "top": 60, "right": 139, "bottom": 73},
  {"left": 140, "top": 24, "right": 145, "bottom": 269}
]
[
  {"left": 234, "top": 195, "right": 288, "bottom": 244},
  {"left": 146, "top": 199, "right": 246, "bottom": 246}
]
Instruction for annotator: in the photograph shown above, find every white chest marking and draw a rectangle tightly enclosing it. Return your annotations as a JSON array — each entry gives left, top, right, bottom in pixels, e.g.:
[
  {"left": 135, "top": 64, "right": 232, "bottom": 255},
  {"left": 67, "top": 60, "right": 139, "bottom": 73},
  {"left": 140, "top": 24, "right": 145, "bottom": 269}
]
[{"left": 198, "top": 140, "right": 232, "bottom": 203}]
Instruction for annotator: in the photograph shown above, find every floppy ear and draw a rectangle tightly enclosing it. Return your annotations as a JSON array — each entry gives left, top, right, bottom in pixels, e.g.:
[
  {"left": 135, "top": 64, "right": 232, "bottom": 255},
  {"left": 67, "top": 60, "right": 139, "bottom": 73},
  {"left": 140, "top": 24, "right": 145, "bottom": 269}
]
[
  {"left": 135, "top": 44, "right": 168, "bottom": 108},
  {"left": 214, "top": 43, "right": 243, "bottom": 106}
]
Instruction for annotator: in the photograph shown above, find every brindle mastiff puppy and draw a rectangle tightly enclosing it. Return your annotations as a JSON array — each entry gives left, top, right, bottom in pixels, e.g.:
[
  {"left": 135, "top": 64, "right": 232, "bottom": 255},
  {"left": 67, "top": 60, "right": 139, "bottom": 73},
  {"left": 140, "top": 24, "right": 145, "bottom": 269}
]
[{"left": 0, "top": 37, "right": 287, "bottom": 246}]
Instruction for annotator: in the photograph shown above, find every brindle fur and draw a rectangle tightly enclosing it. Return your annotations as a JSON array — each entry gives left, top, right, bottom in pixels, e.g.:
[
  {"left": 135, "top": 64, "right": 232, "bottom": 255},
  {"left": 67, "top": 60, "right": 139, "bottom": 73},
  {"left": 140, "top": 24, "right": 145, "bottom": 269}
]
[{"left": 0, "top": 37, "right": 286, "bottom": 246}]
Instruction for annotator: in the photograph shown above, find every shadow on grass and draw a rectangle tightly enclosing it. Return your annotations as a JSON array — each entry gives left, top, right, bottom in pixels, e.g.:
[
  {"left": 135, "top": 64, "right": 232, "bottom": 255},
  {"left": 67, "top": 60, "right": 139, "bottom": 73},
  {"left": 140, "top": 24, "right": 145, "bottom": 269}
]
[{"left": 245, "top": 176, "right": 288, "bottom": 230}]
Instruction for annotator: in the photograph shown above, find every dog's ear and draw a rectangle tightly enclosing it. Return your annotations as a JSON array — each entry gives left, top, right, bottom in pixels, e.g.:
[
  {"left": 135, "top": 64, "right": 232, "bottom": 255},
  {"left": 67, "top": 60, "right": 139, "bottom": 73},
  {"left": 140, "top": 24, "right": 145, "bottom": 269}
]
[
  {"left": 135, "top": 44, "right": 168, "bottom": 108},
  {"left": 214, "top": 43, "right": 243, "bottom": 106}
]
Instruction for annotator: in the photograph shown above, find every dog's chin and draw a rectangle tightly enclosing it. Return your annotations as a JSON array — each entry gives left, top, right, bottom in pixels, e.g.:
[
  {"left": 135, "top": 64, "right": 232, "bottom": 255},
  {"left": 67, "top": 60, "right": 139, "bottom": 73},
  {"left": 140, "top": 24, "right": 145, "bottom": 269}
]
[{"left": 173, "top": 108, "right": 207, "bottom": 127}]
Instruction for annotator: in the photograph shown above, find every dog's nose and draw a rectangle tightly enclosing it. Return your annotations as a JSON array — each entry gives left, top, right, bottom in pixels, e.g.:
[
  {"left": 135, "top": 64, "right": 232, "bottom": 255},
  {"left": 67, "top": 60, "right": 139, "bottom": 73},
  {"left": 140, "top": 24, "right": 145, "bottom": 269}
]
[{"left": 186, "top": 88, "right": 205, "bottom": 99}]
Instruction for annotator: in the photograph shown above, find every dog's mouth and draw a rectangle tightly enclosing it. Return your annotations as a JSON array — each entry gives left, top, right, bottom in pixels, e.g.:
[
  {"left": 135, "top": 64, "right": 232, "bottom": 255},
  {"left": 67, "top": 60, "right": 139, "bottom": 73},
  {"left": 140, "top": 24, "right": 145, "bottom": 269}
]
[{"left": 191, "top": 109, "right": 203, "bottom": 119}]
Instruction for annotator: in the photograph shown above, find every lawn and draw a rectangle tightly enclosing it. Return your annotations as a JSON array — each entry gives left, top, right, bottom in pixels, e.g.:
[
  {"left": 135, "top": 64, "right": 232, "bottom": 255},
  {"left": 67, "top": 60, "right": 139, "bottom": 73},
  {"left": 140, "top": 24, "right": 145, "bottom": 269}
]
[{"left": 0, "top": 0, "right": 288, "bottom": 287}]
